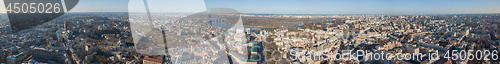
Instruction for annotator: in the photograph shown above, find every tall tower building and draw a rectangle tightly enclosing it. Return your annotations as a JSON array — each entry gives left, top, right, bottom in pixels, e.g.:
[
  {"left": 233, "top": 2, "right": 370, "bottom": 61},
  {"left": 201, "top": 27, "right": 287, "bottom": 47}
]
[{"left": 381, "top": 14, "right": 385, "bottom": 20}]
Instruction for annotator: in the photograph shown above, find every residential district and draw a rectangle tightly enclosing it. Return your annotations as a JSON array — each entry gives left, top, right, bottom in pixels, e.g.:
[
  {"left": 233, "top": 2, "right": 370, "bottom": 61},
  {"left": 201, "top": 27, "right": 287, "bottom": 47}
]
[{"left": 0, "top": 13, "right": 499, "bottom": 64}]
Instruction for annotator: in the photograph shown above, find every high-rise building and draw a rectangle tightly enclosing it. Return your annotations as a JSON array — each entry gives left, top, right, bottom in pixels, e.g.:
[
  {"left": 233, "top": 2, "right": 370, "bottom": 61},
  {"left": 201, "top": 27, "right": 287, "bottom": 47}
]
[
  {"left": 381, "top": 14, "right": 385, "bottom": 20},
  {"left": 56, "top": 30, "right": 63, "bottom": 42}
]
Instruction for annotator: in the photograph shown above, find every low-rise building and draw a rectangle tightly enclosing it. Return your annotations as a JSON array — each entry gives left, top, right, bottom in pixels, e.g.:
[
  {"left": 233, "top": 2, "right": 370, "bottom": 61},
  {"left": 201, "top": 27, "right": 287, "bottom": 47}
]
[{"left": 143, "top": 56, "right": 163, "bottom": 64}]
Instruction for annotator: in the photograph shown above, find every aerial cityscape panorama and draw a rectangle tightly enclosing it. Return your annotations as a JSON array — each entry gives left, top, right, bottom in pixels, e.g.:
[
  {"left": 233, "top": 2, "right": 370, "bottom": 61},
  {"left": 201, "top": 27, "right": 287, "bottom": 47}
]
[{"left": 0, "top": 0, "right": 500, "bottom": 64}]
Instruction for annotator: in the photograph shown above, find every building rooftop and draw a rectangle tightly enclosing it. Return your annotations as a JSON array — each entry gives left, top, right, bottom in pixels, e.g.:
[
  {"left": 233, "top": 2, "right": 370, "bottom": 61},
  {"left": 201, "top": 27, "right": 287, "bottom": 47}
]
[{"left": 143, "top": 56, "right": 164, "bottom": 63}]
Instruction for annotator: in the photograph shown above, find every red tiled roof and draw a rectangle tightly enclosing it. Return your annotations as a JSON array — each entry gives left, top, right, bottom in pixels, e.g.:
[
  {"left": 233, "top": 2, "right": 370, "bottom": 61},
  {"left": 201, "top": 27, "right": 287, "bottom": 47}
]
[{"left": 144, "top": 56, "right": 163, "bottom": 63}]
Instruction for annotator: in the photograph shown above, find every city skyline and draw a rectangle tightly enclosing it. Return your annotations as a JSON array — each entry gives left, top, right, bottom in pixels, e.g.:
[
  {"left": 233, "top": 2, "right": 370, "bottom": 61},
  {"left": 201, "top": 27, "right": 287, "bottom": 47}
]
[{"left": 0, "top": 1, "right": 500, "bottom": 63}]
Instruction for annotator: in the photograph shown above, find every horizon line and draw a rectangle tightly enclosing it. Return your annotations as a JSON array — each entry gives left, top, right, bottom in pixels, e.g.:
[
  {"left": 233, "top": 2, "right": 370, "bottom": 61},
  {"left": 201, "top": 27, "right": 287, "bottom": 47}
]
[{"left": 0, "top": 12, "right": 498, "bottom": 15}]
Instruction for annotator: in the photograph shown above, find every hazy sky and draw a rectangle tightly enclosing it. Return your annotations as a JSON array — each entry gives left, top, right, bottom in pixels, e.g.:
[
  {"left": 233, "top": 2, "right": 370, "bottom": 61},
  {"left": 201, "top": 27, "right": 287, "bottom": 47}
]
[
  {"left": 205, "top": 0, "right": 500, "bottom": 14},
  {"left": 0, "top": 0, "right": 499, "bottom": 14}
]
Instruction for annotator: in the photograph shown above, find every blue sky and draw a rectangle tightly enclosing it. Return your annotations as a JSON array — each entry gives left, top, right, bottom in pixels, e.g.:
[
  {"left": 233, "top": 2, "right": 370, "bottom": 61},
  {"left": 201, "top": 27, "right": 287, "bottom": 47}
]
[
  {"left": 204, "top": 0, "right": 500, "bottom": 14},
  {"left": 1, "top": 0, "right": 499, "bottom": 14}
]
